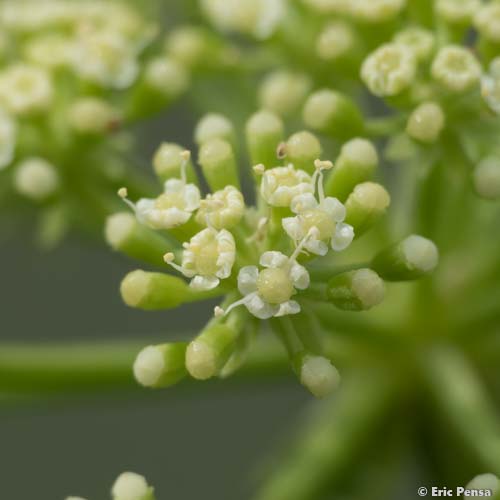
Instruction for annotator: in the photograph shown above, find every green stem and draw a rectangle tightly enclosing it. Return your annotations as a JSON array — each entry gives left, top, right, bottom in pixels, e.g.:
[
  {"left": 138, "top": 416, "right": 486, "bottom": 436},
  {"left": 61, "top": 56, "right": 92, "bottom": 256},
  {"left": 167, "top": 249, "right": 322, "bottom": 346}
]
[
  {"left": 422, "top": 345, "right": 500, "bottom": 475},
  {"left": 255, "top": 368, "right": 397, "bottom": 500}
]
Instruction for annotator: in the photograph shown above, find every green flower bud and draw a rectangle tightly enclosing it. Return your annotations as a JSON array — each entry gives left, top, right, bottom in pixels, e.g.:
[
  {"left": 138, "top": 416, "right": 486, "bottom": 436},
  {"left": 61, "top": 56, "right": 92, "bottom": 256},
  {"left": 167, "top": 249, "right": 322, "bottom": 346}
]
[
  {"left": 152, "top": 142, "right": 196, "bottom": 184},
  {"left": 120, "top": 270, "right": 192, "bottom": 310},
  {"left": 259, "top": 70, "right": 311, "bottom": 117},
  {"left": 327, "top": 268, "right": 385, "bottom": 311},
  {"left": 298, "top": 354, "right": 340, "bottom": 398},
  {"left": 316, "top": 21, "right": 355, "bottom": 61},
  {"left": 133, "top": 342, "right": 187, "bottom": 388},
  {"left": 194, "top": 113, "right": 235, "bottom": 146},
  {"left": 143, "top": 56, "right": 189, "bottom": 98},
  {"left": 198, "top": 137, "right": 240, "bottom": 191},
  {"left": 68, "top": 97, "right": 121, "bottom": 135},
  {"left": 325, "top": 138, "right": 378, "bottom": 201},
  {"left": 345, "top": 181, "right": 390, "bottom": 235},
  {"left": 186, "top": 323, "right": 239, "bottom": 380},
  {"left": 112, "top": 472, "right": 155, "bottom": 500},
  {"left": 406, "top": 102, "right": 445, "bottom": 144},
  {"left": 14, "top": 157, "right": 59, "bottom": 201},
  {"left": 393, "top": 26, "right": 435, "bottom": 62},
  {"left": 372, "top": 234, "right": 439, "bottom": 281},
  {"left": 303, "top": 89, "right": 364, "bottom": 140},
  {"left": 245, "top": 109, "right": 284, "bottom": 168},
  {"left": 431, "top": 45, "right": 481, "bottom": 94},
  {"left": 105, "top": 212, "right": 176, "bottom": 267},
  {"left": 284, "top": 131, "right": 322, "bottom": 174},
  {"left": 473, "top": 156, "right": 500, "bottom": 200}
]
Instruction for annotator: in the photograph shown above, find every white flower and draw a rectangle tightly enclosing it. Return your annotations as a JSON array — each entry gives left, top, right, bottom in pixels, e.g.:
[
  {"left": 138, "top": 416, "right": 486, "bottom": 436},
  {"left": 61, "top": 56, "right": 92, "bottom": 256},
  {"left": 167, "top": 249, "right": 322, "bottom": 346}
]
[
  {"left": 120, "top": 151, "right": 200, "bottom": 230},
  {"left": 165, "top": 227, "right": 236, "bottom": 291},
  {"left": 217, "top": 248, "right": 310, "bottom": 319},
  {"left": 436, "top": 0, "right": 481, "bottom": 25},
  {"left": 112, "top": 471, "right": 154, "bottom": 500},
  {"left": 431, "top": 45, "right": 481, "bottom": 93},
  {"left": 481, "top": 58, "right": 500, "bottom": 114},
  {"left": 73, "top": 30, "right": 139, "bottom": 89},
  {"left": 360, "top": 43, "right": 417, "bottom": 97},
  {"left": 0, "top": 64, "right": 52, "bottom": 116},
  {"left": 349, "top": 0, "right": 406, "bottom": 23},
  {"left": 195, "top": 185, "right": 245, "bottom": 229},
  {"left": 260, "top": 164, "right": 313, "bottom": 207},
  {"left": 24, "top": 33, "right": 75, "bottom": 69},
  {"left": 282, "top": 159, "right": 353, "bottom": 255},
  {"left": 393, "top": 27, "right": 435, "bottom": 62},
  {"left": 0, "top": 110, "right": 16, "bottom": 170},
  {"left": 475, "top": 3, "right": 500, "bottom": 43},
  {"left": 14, "top": 157, "right": 59, "bottom": 201},
  {"left": 200, "top": 0, "right": 285, "bottom": 39}
]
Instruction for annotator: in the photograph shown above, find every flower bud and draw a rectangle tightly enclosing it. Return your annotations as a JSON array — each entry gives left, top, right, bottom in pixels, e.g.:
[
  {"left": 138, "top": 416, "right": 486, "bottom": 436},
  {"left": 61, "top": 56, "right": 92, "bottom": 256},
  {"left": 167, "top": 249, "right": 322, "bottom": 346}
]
[
  {"left": 316, "top": 21, "right": 355, "bottom": 61},
  {"left": 325, "top": 138, "right": 378, "bottom": 202},
  {"left": 303, "top": 89, "right": 364, "bottom": 140},
  {"left": 152, "top": 142, "right": 196, "bottom": 183},
  {"left": 327, "top": 268, "right": 385, "bottom": 311},
  {"left": 283, "top": 131, "right": 322, "bottom": 174},
  {"left": 406, "top": 102, "right": 445, "bottom": 144},
  {"left": 186, "top": 323, "right": 239, "bottom": 380},
  {"left": 166, "top": 26, "right": 211, "bottom": 68},
  {"left": 475, "top": 4, "right": 500, "bottom": 44},
  {"left": 431, "top": 45, "right": 481, "bottom": 94},
  {"left": 105, "top": 212, "right": 176, "bottom": 266},
  {"left": 66, "top": 497, "right": 87, "bottom": 500},
  {"left": 143, "top": 56, "right": 189, "bottom": 98},
  {"left": 245, "top": 109, "right": 284, "bottom": 168},
  {"left": 258, "top": 70, "right": 311, "bottom": 117},
  {"left": 133, "top": 342, "right": 187, "bottom": 388},
  {"left": 14, "top": 157, "right": 59, "bottom": 201},
  {"left": 112, "top": 472, "right": 155, "bottom": 500},
  {"left": 0, "top": 110, "right": 16, "bottom": 170},
  {"left": 349, "top": 0, "right": 405, "bottom": 23},
  {"left": 68, "top": 97, "right": 121, "bottom": 135},
  {"left": 198, "top": 137, "right": 240, "bottom": 190},
  {"left": 393, "top": 27, "right": 435, "bottom": 62},
  {"left": 437, "top": 0, "right": 480, "bottom": 25},
  {"left": 299, "top": 354, "right": 340, "bottom": 398},
  {"left": 473, "top": 156, "right": 500, "bottom": 200},
  {"left": 345, "top": 182, "right": 390, "bottom": 235},
  {"left": 194, "top": 113, "right": 235, "bottom": 146},
  {"left": 463, "top": 474, "right": 499, "bottom": 499},
  {"left": 361, "top": 43, "right": 417, "bottom": 97},
  {"left": 372, "top": 234, "right": 439, "bottom": 281},
  {"left": 120, "top": 270, "right": 193, "bottom": 310}
]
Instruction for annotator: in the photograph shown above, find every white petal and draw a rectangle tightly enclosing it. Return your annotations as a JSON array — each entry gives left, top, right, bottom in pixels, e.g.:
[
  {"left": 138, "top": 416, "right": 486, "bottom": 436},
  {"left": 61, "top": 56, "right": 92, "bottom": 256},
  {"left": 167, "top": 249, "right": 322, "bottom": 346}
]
[
  {"left": 183, "top": 184, "right": 201, "bottom": 211},
  {"left": 291, "top": 193, "right": 318, "bottom": 213},
  {"left": 164, "top": 178, "right": 184, "bottom": 193},
  {"left": 282, "top": 216, "right": 306, "bottom": 241},
  {"left": 160, "top": 207, "right": 191, "bottom": 227},
  {"left": 322, "top": 197, "right": 346, "bottom": 222},
  {"left": 245, "top": 294, "right": 279, "bottom": 319},
  {"left": 237, "top": 266, "right": 259, "bottom": 295},
  {"left": 260, "top": 251, "right": 288, "bottom": 268},
  {"left": 289, "top": 263, "right": 310, "bottom": 289},
  {"left": 190, "top": 275, "right": 220, "bottom": 291},
  {"left": 332, "top": 222, "right": 354, "bottom": 251},
  {"left": 216, "top": 251, "right": 235, "bottom": 278},
  {"left": 275, "top": 300, "right": 301, "bottom": 317},
  {"left": 305, "top": 238, "right": 328, "bottom": 256}
]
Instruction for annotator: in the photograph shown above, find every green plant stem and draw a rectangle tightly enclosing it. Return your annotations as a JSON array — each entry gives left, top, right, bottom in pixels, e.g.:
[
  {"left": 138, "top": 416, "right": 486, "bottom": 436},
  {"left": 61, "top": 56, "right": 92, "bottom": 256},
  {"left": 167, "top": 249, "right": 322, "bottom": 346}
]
[
  {"left": 255, "top": 368, "right": 397, "bottom": 500},
  {"left": 422, "top": 345, "right": 500, "bottom": 475}
]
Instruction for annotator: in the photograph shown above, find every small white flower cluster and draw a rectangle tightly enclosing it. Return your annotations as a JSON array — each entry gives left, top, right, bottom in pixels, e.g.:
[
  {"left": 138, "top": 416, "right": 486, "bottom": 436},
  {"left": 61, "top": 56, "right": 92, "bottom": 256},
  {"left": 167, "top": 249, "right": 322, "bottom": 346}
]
[{"left": 121, "top": 143, "right": 354, "bottom": 319}]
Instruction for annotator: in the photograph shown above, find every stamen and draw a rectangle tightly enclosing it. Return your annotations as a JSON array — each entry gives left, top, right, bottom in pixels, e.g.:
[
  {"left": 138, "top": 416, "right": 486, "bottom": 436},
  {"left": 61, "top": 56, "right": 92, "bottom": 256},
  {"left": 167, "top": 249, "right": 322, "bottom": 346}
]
[
  {"left": 163, "top": 252, "right": 185, "bottom": 273},
  {"left": 117, "top": 186, "right": 137, "bottom": 212},
  {"left": 246, "top": 216, "right": 268, "bottom": 243},
  {"left": 179, "top": 150, "right": 191, "bottom": 183},
  {"left": 214, "top": 295, "right": 252, "bottom": 317},
  {"left": 289, "top": 226, "right": 320, "bottom": 262}
]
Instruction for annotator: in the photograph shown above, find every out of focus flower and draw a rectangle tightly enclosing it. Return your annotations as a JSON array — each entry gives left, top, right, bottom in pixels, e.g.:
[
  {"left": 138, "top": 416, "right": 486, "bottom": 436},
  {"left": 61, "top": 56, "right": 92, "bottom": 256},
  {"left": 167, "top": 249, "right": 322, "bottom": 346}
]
[
  {"left": 14, "top": 157, "right": 59, "bottom": 201},
  {"left": 0, "top": 110, "right": 16, "bottom": 169}
]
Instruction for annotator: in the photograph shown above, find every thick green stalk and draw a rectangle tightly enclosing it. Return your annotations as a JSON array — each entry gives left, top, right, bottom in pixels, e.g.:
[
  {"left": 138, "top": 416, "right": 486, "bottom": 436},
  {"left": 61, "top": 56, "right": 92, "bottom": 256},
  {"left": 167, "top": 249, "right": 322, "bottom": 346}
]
[{"left": 422, "top": 346, "right": 500, "bottom": 475}]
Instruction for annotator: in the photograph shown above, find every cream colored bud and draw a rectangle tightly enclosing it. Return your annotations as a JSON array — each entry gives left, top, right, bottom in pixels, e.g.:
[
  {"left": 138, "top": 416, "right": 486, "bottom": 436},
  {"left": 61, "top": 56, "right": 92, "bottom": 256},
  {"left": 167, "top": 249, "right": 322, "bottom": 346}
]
[
  {"left": 437, "top": 0, "right": 481, "bottom": 25},
  {"left": 69, "top": 97, "right": 120, "bottom": 134},
  {"left": 144, "top": 57, "right": 189, "bottom": 97},
  {"left": 194, "top": 113, "right": 235, "bottom": 145},
  {"left": 300, "top": 355, "right": 340, "bottom": 398},
  {"left": 394, "top": 27, "right": 435, "bottom": 62},
  {"left": 14, "top": 157, "right": 59, "bottom": 201},
  {"left": 473, "top": 156, "right": 500, "bottom": 200},
  {"left": 259, "top": 71, "right": 311, "bottom": 116},
  {"left": 475, "top": 3, "right": 500, "bottom": 43},
  {"left": 406, "top": 102, "right": 445, "bottom": 143},
  {"left": 361, "top": 43, "right": 417, "bottom": 97},
  {"left": 316, "top": 21, "right": 355, "bottom": 60},
  {"left": 431, "top": 45, "right": 481, "bottom": 93},
  {"left": 463, "top": 474, "right": 499, "bottom": 499},
  {"left": 349, "top": 0, "right": 406, "bottom": 23},
  {"left": 285, "top": 131, "right": 322, "bottom": 173},
  {"left": 112, "top": 471, "right": 155, "bottom": 500}
]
